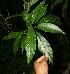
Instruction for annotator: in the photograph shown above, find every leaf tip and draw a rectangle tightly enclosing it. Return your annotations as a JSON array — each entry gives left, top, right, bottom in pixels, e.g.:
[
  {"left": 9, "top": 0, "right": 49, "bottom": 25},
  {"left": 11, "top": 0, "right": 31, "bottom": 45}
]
[{"left": 63, "top": 32, "right": 65, "bottom": 34}]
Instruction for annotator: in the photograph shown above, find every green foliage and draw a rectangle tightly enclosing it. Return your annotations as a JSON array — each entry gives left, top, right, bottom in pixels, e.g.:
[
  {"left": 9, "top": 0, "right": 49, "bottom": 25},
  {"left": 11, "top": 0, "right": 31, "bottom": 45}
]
[
  {"left": 36, "top": 32, "right": 53, "bottom": 64},
  {"left": 13, "top": 34, "right": 23, "bottom": 55},
  {"left": 3, "top": 32, "right": 23, "bottom": 40},
  {"left": 29, "top": 0, "right": 38, "bottom": 6},
  {"left": 23, "top": 0, "right": 38, "bottom": 11},
  {"left": 37, "top": 14, "right": 61, "bottom": 25},
  {"left": 37, "top": 23, "right": 64, "bottom": 33},
  {"left": 3, "top": 0, "right": 65, "bottom": 64},
  {"left": 26, "top": 0, "right": 48, "bottom": 25},
  {"left": 22, "top": 25, "right": 36, "bottom": 64}
]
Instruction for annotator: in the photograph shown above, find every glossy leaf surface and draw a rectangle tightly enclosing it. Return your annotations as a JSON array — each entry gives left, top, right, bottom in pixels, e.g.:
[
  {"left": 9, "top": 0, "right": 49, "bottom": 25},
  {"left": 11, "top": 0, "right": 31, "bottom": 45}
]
[
  {"left": 37, "top": 23, "right": 64, "bottom": 33},
  {"left": 24, "top": 25, "right": 36, "bottom": 64},
  {"left": 26, "top": 0, "right": 48, "bottom": 24},
  {"left": 36, "top": 32, "right": 53, "bottom": 64},
  {"left": 37, "top": 14, "right": 61, "bottom": 26}
]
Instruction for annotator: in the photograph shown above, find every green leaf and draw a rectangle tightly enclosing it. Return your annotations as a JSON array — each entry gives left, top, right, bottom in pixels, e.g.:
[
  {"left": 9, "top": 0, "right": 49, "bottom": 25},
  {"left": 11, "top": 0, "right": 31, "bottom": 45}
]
[
  {"left": 24, "top": 25, "right": 36, "bottom": 64},
  {"left": 26, "top": 0, "right": 48, "bottom": 24},
  {"left": 5, "top": 14, "right": 22, "bottom": 20},
  {"left": 22, "top": 10, "right": 28, "bottom": 21},
  {"left": 37, "top": 23, "right": 64, "bottom": 34},
  {"left": 51, "top": 0, "right": 64, "bottom": 10},
  {"left": 3, "top": 32, "right": 23, "bottom": 40},
  {"left": 37, "top": 14, "right": 61, "bottom": 26},
  {"left": 29, "top": 0, "right": 38, "bottom": 6},
  {"left": 36, "top": 32, "right": 53, "bottom": 64},
  {"left": 21, "top": 36, "right": 26, "bottom": 54},
  {"left": 13, "top": 34, "right": 23, "bottom": 55},
  {"left": 10, "top": 14, "right": 22, "bottom": 17}
]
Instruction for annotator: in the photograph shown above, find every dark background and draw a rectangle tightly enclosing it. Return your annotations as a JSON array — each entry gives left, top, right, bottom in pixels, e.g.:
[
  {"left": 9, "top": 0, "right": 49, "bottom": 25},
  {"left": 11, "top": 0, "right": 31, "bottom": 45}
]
[{"left": 0, "top": 0, "right": 70, "bottom": 74}]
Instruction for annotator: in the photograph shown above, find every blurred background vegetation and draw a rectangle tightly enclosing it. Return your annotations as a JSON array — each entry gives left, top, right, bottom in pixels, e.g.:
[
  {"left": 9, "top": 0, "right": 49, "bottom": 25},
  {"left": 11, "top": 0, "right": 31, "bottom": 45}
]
[{"left": 0, "top": 0, "right": 70, "bottom": 74}]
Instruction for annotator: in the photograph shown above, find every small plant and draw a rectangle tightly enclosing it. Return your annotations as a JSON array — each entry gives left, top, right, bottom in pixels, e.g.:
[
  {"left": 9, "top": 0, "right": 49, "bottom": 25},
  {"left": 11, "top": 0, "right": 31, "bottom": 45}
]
[{"left": 3, "top": 0, "right": 65, "bottom": 64}]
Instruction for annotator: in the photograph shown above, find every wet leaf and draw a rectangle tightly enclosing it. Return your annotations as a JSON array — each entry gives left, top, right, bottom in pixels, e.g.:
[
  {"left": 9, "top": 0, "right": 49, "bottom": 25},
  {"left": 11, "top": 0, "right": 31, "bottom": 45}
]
[
  {"left": 24, "top": 25, "right": 36, "bottom": 64},
  {"left": 27, "top": 0, "right": 48, "bottom": 24},
  {"left": 36, "top": 32, "right": 53, "bottom": 64},
  {"left": 13, "top": 34, "right": 23, "bottom": 55},
  {"left": 37, "top": 23, "right": 64, "bottom": 34},
  {"left": 37, "top": 14, "right": 61, "bottom": 26},
  {"left": 3, "top": 32, "right": 23, "bottom": 40}
]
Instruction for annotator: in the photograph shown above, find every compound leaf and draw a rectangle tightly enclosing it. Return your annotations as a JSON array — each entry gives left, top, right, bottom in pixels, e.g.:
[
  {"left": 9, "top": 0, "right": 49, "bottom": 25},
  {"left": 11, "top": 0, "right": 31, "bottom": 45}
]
[{"left": 36, "top": 32, "right": 53, "bottom": 64}]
